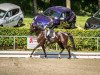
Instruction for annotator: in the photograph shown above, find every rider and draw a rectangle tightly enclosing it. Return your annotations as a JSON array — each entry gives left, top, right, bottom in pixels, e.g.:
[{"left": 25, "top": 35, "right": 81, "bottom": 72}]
[
  {"left": 37, "top": 22, "right": 55, "bottom": 42},
  {"left": 46, "top": 23, "right": 55, "bottom": 42}
]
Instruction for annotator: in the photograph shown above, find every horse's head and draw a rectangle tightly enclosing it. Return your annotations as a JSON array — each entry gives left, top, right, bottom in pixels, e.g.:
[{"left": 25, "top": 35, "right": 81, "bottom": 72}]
[
  {"left": 30, "top": 23, "right": 44, "bottom": 35},
  {"left": 30, "top": 23, "right": 36, "bottom": 35}
]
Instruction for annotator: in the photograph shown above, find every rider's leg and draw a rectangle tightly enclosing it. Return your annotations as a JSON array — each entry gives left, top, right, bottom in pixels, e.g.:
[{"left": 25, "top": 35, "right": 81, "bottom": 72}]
[
  {"left": 47, "top": 29, "right": 50, "bottom": 36},
  {"left": 46, "top": 29, "right": 51, "bottom": 42}
]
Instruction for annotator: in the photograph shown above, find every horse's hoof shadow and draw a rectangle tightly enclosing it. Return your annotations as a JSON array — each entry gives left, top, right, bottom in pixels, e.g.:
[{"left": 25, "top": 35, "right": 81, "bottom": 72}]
[{"left": 68, "top": 57, "right": 71, "bottom": 59}]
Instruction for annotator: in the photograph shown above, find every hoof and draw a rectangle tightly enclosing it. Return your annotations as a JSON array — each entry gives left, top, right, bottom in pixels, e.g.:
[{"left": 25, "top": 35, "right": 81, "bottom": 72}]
[
  {"left": 45, "top": 56, "right": 47, "bottom": 58},
  {"left": 30, "top": 55, "right": 32, "bottom": 58},
  {"left": 57, "top": 56, "right": 61, "bottom": 59},
  {"left": 68, "top": 57, "right": 71, "bottom": 59},
  {"left": 58, "top": 54, "right": 61, "bottom": 59},
  {"left": 58, "top": 57, "right": 61, "bottom": 59}
]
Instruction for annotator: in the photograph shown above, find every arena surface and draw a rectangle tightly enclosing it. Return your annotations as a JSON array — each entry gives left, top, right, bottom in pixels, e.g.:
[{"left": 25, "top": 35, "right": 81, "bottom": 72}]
[{"left": 0, "top": 58, "right": 100, "bottom": 75}]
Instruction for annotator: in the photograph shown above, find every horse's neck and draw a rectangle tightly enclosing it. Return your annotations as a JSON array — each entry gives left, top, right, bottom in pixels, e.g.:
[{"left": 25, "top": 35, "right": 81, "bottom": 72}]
[{"left": 35, "top": 30, "right": 43, "bottom": 36}]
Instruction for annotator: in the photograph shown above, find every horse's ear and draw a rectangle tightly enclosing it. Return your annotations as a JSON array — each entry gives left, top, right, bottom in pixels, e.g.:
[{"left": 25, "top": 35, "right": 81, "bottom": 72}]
[
  {"left": 30, "top": 23, "right": 35, "bottom": 29},
  {"left": 29, "top": 23, "right": 32, "bottom": 26}
]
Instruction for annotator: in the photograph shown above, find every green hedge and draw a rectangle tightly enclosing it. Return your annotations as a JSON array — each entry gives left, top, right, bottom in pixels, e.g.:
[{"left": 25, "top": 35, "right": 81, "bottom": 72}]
[
  {"left": 59, "top": 29, "right": 100, "bottom": 51},
  {"left": 0, "top": 27, "right": 100, "bottom": 51},
  {"left": 0, "top": 27, "right": 100, "bottom": 37},
  {"left": 0, "top": 27, "right": 30, "bottom": 36},
  {"left": 0, "top": 27, "right": 29, "bottom": 50},
  {"left": 55, "top": 29, "right": 100, "bottom": 37}
]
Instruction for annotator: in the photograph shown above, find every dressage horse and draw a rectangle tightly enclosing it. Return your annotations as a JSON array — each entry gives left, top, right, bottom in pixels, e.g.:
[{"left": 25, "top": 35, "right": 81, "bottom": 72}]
[{"left": 30, "top": 24, "right": 76, "bottom": 59}]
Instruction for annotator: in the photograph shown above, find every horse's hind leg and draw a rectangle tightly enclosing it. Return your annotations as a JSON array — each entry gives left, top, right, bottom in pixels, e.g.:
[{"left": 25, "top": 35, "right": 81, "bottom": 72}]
[
  {"left": 58, "top": 49, "right": 64, "bottom": 58},
  {"left": 66, "top": 46, "right": 71, "bottom": 59},
  {"left": 58, "top": 42, "right": 65, "bottom": 58},
  {"left": 61, "top": 41, "right": 71, "bottom": 59},
  {"left": 42, "top": 45, "right": 47, "bottom": 58}
]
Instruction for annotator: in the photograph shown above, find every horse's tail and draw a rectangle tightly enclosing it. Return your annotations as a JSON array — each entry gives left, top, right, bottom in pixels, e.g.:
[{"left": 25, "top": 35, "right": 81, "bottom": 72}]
[{"left": 67, "top": 33, "right": 76, "bottom": 50}]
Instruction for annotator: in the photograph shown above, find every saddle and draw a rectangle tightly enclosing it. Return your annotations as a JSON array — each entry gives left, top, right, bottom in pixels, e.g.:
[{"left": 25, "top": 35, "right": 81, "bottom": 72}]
[{"left": 44, "top": 30, "right": 55, "bottom": 43}]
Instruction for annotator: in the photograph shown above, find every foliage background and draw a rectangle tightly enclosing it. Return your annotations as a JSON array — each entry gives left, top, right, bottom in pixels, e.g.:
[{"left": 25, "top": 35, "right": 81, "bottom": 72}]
[{"left": 0, "top": 0, "right": 99, "bottom": 16}]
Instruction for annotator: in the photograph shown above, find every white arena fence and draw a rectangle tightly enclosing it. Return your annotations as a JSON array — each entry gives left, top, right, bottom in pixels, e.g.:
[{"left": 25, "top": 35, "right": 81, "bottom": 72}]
[
  {"left": 0, "top": 36, "right": 100, "bottom": 51},
  {"left": 0, "top": 51, "right": 100, "bottom": 59}
]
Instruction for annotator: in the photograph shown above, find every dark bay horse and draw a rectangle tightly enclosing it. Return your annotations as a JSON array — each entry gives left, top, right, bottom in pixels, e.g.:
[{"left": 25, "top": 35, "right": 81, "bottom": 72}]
[{"left": 30, "top": 24, "right": 76, "bottom": 59}]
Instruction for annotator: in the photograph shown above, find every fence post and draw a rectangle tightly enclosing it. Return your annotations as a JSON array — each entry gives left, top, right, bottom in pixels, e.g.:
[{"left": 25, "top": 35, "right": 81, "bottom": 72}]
[
  {"left": 97, "top": 37, "right": 98, "bottom": 51},
  {"left": 13, "top": 36, "right": 15, "bottom": 50},
  {"left": 56, "top": 43, "right": 58, "bottom": 50}
]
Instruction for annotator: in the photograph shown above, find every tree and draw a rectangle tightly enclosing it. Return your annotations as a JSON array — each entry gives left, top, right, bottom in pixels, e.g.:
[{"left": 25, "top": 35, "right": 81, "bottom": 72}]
[
  {"left": 98, "top": 0, "right": 100, "bottom": 9},
  {"left": 66, "top": 0, "right": 71, "bottom": 9},
  {"left": 33, "top": 0, "right": 37, "bottom": 15}
]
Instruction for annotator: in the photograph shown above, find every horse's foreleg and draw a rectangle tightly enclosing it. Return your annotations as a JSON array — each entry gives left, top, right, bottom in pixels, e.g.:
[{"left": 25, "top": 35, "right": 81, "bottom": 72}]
[
  {"left": 30, "top": 44, "right": 40, "bottom": 57},
  {"left": 42, "top": 45, "right": 47, "bottom": 58}
]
